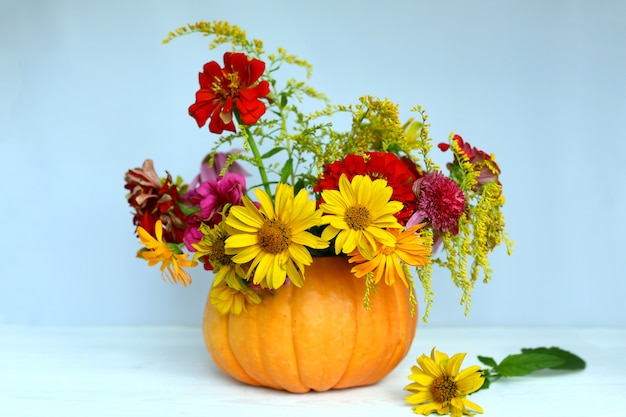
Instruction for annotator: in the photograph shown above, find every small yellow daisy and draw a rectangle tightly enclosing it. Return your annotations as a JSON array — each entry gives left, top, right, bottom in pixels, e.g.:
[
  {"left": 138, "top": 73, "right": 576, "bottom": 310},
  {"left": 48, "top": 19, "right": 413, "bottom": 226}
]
[
  {"left": 319, "top": 174, "right": 403, "bottom": 255},
  {"left": 192, "top": 222, "right": 247, "bottom": 290},
  {"left": 405, "top": 347, "right": 485, "bottom": 417},
  {"left": 224, "top": 183, "right": 329, "bottom": 289},
  {"left": 209, "top": 282, "right": 262, "bottom": 315}
]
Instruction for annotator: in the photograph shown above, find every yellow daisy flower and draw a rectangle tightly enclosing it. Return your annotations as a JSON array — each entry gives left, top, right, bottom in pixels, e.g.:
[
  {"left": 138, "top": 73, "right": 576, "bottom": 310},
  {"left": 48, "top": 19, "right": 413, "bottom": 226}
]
[
  {"left": 224, "top": 183, "right": 329, "bottom": 289},
  {"left": 348, "top": 223, "right": 431, "bottom": 287},
  {"left": 405, "top": 347, "right": 485, "bottom": 417},
  {"left": 320, "top": 174, "right": 403, "bottom": 255},
  {"left": 209, "top": 282, "right": 262, "bottom": 315},
  {"left": 192, "top": 223, "right": 247, "bottom": 290},
  {"left": 137, "top": 220, "right": 197, "bottom": 286}
]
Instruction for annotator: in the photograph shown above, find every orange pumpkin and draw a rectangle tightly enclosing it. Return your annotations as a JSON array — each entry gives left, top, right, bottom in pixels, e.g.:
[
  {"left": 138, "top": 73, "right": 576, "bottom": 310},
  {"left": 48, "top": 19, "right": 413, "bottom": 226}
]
[{"left": 202, "top": 256, "right": 418, "bottom": 393}]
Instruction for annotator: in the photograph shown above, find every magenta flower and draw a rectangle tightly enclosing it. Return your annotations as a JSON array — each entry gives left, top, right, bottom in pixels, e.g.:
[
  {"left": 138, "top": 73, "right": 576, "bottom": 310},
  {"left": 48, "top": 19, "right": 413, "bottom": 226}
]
[
  {"left": 183, "top": 172, "right": 247, "bottom": 251},
  {"left": 188, "top": 151, "right": 250, "bottom": 190},
  {"left": 407, "top": 172, "right": 465, "bottom": 235}
]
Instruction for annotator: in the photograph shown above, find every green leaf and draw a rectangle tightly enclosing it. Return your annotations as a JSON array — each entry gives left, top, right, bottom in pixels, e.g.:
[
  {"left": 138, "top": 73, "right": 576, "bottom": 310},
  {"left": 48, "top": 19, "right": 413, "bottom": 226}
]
[
  {"left": 178, "top": 204, "right": 200, "bottom": 216},
  {"left": 261, "top": 147, "right": 285, "bottom": 159},
  {"left": 280, "top": 158, "right": 293, "bottom": 183},
  {"left": 293, "top": 177, "right": 306, "bottom": 194},
  {"left": 495, "top": 353, "right": 565, "bottom": 377},
  {"left": 520, "top": 347, "right": 586, "bottom": 370},
  {"left": 477, "top": 355, "right": 498, "bottom": 369}
]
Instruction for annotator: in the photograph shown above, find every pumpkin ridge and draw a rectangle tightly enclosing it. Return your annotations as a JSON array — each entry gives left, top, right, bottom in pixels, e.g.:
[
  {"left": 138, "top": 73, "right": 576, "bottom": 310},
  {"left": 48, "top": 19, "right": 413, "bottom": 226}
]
[
  {"left": 289, "top": 296, "right": 304, "bottom": 391},
  {"left": 333, "top": 268, "right": 362, "bottom": 388},
  {"left": 259, "top": 285, "right": 309, "bottom": 393},
  {"left": 354, "top": 283, "right": 392, "bottom": 386},
  {"left": 229, "top": 308, "right": 281, "bottom": 389},
  {"left": 225, "top": 312, "right": 264, "bottom": 386},
  {"left": 291, "top": 257, "right": 355, "bottom": 391},
  {"left": 363, "top": 282, "right": 401, "bottom": 384},
  {"left": 202, "top": 299, "right": 262, "bottom": 387},
  {"left": 369, "top": 282, "right": 418, "bottom": 383}
]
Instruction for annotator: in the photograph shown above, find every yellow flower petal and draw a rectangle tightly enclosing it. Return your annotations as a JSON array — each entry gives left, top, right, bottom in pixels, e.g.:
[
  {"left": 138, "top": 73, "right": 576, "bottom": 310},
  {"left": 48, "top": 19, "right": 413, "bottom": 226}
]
[
  {"left": 462, "top": 397, "right": 484, "bottom": 414},
  {"left": 229, "top": 244, "right": 261, "bottom": 264},
  {"left": 255, "top": 187, "right": 276, "bottom": 220},
  {"left": 224, "top": 232, "right": 258, "bottom": 249},
  {"left": 446, "top": 352, "right": 467, "bottom": 376},
  {"left": 417, "top": 354, "right": 444, "bottom": 379}
]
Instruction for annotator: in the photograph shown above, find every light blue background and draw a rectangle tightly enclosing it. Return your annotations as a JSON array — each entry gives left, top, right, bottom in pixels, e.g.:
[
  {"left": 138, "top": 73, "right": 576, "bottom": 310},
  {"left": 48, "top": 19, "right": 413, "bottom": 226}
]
[{"left": 1, "top": 0, "right": 624, "bottom": 327}]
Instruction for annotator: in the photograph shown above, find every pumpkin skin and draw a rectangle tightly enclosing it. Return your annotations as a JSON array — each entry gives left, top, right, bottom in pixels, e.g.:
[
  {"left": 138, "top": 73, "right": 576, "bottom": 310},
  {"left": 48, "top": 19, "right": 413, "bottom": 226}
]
[{"left": 202, "top": 256, "right": 418, "bottom": 393}]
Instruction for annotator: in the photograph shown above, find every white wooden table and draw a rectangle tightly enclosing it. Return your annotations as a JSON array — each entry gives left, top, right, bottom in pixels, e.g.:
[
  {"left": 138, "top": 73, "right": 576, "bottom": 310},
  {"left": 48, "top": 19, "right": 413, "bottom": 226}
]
[{"left": 1, "top": 326, "right": 624, "bottom": 417}]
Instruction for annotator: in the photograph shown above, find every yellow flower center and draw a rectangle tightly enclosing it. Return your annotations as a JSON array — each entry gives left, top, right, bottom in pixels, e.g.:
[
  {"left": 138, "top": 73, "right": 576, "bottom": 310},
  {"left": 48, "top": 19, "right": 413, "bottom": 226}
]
[
  {"left": 213, "top": 71, "right": 241, "bottom": 97},
  {"left": 258, "top": 219, "right": 291, "bottom": 254},
  {"left": 431, "top": 376, "right": 457, "bottom": 403},
  {"left": 345, "top": 205, "right": 371, "bottom": 230}
]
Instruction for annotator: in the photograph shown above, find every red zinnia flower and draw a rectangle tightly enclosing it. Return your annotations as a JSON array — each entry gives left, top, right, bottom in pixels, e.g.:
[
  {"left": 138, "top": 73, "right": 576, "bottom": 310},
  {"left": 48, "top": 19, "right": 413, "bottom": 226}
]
[
  {"left": 407, "top": 171, "right": 465, "bottom": 235},
  {"left": 314, "top": 152, "right": 419, "bottom": 224},
  {"left": 189, "top": 52, "right": 270, "bottom": 134}
]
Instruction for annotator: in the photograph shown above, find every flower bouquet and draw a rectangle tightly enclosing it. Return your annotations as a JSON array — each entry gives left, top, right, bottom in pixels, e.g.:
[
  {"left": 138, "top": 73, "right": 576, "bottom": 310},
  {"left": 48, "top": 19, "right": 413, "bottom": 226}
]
[{"left": 124, "top": 21, "right": 512, "bottom": 393}]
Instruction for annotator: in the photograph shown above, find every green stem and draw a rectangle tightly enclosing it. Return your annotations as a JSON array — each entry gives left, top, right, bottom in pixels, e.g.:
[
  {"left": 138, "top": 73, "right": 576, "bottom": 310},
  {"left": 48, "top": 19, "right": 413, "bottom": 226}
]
[{"left": 235, "top": 111, "right": 273, "bottom": 197}]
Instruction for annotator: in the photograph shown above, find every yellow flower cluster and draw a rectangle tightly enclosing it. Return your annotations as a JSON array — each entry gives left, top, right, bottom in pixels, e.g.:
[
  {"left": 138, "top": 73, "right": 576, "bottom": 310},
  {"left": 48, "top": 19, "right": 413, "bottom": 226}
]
[{"left": 193, "top": 177, "right": 431, "bottom": 315}]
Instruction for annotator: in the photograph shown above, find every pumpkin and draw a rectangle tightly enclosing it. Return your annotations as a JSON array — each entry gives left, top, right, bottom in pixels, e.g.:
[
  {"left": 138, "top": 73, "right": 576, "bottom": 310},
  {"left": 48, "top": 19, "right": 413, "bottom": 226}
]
[{"left": 202, "top": 255, "right": 418, "bottom": 393}]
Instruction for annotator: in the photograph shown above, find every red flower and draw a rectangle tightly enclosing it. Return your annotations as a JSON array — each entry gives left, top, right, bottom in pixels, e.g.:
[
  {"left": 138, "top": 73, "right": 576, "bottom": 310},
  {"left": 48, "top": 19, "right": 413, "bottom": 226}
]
[
  {"left": 439, "top": 135, "right": 501, "bottom": 187},
  {"left": 314, "top": 152, "right": 419, "bottom": 224},
  {"left": 189, "top": 52, "right": 270, "bottom": 134},
  {"left": 124, "top": 159, "right": 186, "bottom": 243},
  {"left": 407, "top": 171, "right": 465, "bottom": 235}
]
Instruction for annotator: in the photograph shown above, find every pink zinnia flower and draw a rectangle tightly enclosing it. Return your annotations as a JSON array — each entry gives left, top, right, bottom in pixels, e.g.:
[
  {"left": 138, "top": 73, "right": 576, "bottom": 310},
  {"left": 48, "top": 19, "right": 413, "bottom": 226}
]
[
  {"left": 183, "top": 172, "right": 246, "bottom": 251},
  {"left": 407, "top": 172, "right": 465, "bottom": 235}
]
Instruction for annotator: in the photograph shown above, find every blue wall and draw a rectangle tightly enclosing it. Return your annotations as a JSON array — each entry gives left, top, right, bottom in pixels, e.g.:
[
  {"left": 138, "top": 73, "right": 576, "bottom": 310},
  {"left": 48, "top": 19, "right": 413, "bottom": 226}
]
[{"left": 1, "top": 0, "right": 624, "bottom": 326}]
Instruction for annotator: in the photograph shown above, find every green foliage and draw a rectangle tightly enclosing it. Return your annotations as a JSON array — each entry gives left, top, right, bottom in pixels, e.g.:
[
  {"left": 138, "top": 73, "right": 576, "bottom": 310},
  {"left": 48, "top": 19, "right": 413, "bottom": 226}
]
[{"left": 477, "top": 347, "right": 586, "bottom": 391}]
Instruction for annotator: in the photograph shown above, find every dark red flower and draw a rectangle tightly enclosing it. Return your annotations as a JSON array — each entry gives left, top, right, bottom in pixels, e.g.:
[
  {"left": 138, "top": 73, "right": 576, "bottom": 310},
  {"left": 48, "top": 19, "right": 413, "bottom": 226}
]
[
  {"left": 314, "top": 152, "right": 419, "bottom": 224},
  {"left": 439, "top": 135, "right": 501, "bottom": 188},
  {"left": 189, "top": 52, "right": 270, "bottom": 134},
  {"left": 407, "top": 171, "right": 465, "bottom": 235},
  {"left": 124, "top": 159, "right": 186, "bottom": 243}
]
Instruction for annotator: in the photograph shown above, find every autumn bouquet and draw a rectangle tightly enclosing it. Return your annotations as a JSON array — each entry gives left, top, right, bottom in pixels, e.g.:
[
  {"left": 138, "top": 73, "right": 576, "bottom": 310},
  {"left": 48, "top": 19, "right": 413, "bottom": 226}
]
[{"left": 124, "top": 21, "right": 512, "bottom": 322}]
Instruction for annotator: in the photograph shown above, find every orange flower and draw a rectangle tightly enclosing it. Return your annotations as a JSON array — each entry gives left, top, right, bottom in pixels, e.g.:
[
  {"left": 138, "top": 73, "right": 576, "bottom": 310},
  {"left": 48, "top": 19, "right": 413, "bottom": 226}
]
[
  {"left": 189, "top": 52, "right": 270, "bottom": 134},
  {"left": 137, "top": 220, "right": 197, "bottom": 286},
  {"left": 349, "top": 224, "right": 431, "bottom": 286}
]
